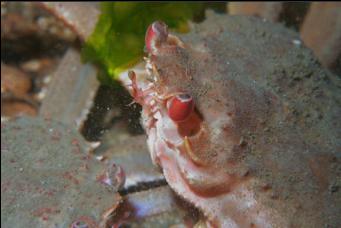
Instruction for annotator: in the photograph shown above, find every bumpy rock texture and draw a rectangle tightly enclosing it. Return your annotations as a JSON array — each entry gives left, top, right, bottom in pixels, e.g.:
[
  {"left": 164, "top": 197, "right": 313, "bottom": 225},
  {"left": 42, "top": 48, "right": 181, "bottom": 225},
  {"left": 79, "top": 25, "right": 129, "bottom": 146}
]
[{"left": 1, "top": 117, "right": 121, "bottom": 227}]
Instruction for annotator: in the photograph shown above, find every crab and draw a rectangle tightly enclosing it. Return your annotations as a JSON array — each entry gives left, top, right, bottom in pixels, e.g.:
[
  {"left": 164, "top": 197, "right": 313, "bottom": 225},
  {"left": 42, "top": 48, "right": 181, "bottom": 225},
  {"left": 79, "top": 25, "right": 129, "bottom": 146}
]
[{"left": 120, "top": 12, "right": 341, "bottom": 228}]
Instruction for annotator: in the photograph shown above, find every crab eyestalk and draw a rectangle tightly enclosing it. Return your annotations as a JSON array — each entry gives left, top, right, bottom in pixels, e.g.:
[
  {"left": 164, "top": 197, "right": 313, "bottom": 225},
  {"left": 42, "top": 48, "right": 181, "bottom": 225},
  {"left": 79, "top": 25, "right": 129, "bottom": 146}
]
[
  {"left": 145, "top": 21, "right": 168, "bottom": 55},
  {"left": 167, "top": 93, "right": 194, "bottom": 122}
]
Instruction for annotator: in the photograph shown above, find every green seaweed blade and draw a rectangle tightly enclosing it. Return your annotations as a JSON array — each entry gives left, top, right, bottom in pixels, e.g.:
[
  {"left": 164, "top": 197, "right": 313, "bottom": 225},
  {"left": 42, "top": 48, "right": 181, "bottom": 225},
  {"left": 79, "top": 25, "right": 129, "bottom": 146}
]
[{"left": 82, "top": 2, "right": 203, "bottom": 83}]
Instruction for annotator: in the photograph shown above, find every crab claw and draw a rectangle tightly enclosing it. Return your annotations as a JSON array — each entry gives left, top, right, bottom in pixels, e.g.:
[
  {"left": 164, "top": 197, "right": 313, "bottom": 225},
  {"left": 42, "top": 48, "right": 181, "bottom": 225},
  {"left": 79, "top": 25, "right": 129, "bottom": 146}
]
[
  {"left": 167, "top": 93, "right": 194, "bottom": 122},
  {"left": 145, "top": 21, "right": 169, "bottom": 55}
]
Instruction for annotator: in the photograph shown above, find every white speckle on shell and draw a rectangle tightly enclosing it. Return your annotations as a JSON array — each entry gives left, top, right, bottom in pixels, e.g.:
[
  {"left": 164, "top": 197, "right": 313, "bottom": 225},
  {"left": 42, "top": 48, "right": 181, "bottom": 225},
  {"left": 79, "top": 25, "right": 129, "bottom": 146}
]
[{"left": 292, "top": 39, "right": 301, "bottom": 46}]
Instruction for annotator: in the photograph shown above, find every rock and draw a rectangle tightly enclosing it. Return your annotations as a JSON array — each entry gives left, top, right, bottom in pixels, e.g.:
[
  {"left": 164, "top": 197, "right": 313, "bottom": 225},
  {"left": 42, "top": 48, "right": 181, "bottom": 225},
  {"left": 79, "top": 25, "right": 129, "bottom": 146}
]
[
  {"left": 1, "top": 117, "right": 121, "bottom": 228},
  {"left": 1, "top": 63, "right": 32, "bottom": 97}
]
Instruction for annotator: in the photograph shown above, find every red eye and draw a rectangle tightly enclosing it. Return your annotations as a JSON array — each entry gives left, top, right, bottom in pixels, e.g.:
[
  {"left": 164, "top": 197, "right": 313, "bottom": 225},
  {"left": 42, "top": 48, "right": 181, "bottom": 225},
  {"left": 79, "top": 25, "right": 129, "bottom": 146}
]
[
  {"left": 167, "top": 94, "right": 194, "bottom": 122},
  {"left": 145, "top": 21, "right": 168, "bottom": 54}
]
